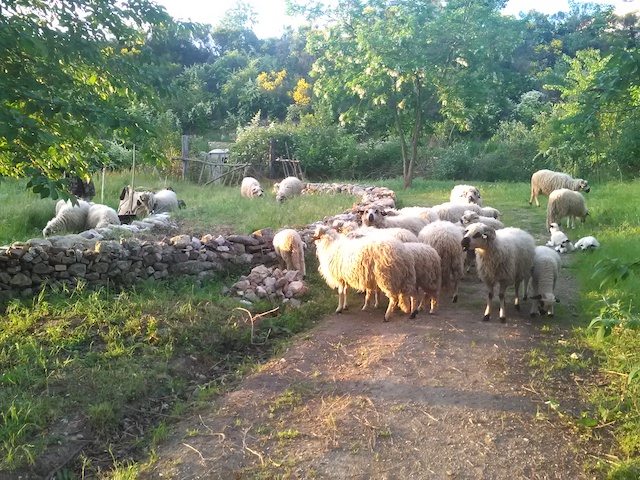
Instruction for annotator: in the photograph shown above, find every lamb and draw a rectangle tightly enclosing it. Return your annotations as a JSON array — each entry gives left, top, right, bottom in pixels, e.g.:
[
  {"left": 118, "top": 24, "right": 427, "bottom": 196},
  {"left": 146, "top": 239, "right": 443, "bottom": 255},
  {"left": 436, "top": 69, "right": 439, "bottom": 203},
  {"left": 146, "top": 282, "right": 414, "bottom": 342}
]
[
  {"left": 312, "top": 225, "right": 416, "bottom": 321},
  {"left": 118, "top": 186, "right": 183, "bottom": 216},
  {"left": 450, "top": 184, "right": 482, "bottom": 206},
  {"left": 418, "top": 220, "right": 465, "bottom": 303},
  {"left": 546, "top": 223, "right": 575, "bottom": 253},
  {"left": 43, "top": 199, "right": 91, "bottom": 237},
  {"left": 530, "top": 246, "right": 562, "bottom": 317},
  {"left": 86, "top": 203, "right": 121, "bottom": 230},
  {"left": 276, "top": 176, "right": 304, "bottom": 203},
  {"left": 460, "top": 210, "right": 504, "bottom": 230},
  {"left": 273, "top": 229, "right": 306, "bottom": 277},
  {"left": 241, "top": 177, "right": 264, "bottom": 198},
  {"left": 574, "top": 236, "right": 600, "bottom": 251},
  {"left": 546, "top": 188, "right": 589, "bottom": 230},
  {"left": 461, "top": 223, "right": 536, "bottom": 323},
  {"left": 529, "top": 169, "right": 590, "bottom": 207},
  {"left": 361, "top": 206, "right": 428, "bottom": 236}
]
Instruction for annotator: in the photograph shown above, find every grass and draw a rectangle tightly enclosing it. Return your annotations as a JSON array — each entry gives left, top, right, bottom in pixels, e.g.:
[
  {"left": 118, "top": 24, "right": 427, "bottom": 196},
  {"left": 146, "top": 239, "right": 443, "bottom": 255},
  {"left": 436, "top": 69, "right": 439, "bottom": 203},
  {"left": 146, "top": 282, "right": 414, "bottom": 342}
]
[{"left": 1, "top": 174, "right": 639, "bottom": 478}]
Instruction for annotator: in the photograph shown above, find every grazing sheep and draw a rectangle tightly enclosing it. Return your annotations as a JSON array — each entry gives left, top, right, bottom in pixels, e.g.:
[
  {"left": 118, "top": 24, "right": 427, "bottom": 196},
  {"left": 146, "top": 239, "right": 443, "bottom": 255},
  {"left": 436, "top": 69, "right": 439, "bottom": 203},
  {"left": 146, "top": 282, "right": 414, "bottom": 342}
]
[
  {"left": 273, "top": 229, "right": 306, "bottom": 277},
  {"left": 546, "top": 223, "right": 575, "bottom": 253},
  {"left": 276, "top": 176, "right": 304, "bottom": 203},
  {"left": 461, "top": 223, "right": 536, "bottom": 323},
  {"left": 43, "top": 199, "right": 91, "bottom": 236},
  {"left": 478, "top": 206, "right": 502, "bottom": 219},
  {"left": 574, "top": 236, "right": 600, "bottom": 251},
  {"left": 312, "top": 225, "right": 416, "bottom": 321},
  {"left": 241, "top": 177, "right": 264, "bottom": 198},
  {"left": 418, "top": 220, "right": 465, "bottom": 303},
  {"left": 546, "top": 188, "right": 589, "bottom": 230},
  {"left": 431, "top": 202, "right": 484, "bottom": 223},
  {"left": 450, "top": 184, "right": 483, "bottom": 206},
  {"left": 530, "top": 246, "right": 562, "bottom": 317},
  {"left": 86, "top": 203, "right": 121, "bottom": 230},
  {"left": 361, "top": 206, "right": 428, "bottom": 236},
  {"left": 118, "top": 186, "right": 182, "bottom": 216},
  {"left": 529, "top": 169, "right": 590, "bottom": 207},
  {"left": 460, "top": 210, "right": 504, "bottom": 230},
  {"left": 401, "top": 242, "right": 441, "bottom": 316}
]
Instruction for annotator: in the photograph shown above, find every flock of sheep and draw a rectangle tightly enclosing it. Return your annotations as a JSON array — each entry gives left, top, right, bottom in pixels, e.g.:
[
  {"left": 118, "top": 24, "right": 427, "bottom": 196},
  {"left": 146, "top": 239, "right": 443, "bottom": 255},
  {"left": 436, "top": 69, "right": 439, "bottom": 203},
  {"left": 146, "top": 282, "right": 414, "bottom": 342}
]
[{"left": 269, "top": 169, "right": 597, "bottom": 323}]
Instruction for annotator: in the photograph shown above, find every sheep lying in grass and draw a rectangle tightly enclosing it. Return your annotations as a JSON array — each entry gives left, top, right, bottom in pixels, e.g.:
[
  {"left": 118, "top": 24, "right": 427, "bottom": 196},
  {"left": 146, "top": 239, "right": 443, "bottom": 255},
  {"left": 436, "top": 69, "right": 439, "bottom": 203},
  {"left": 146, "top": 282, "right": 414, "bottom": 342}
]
[
  {"left": 117, "top": 186, "right": 184, "bottom": 216},
  {"left": 273, "top": 229, "right": 306, "bottom": 277},
  {"left": 450, "top": 184, "right": 482, "bottom": 206},
  {"left": 529, "top": 169, "right": 590, "bottom": 207},
  {"left": 276, "top": 176, "right": 304, "bottom": 203},
  {"left": 418, "top": 221, "right": 465, "bottom": 303},
  {"left": 43, "top": 199, "right": 91, "bottom": 237},
  {"left": 546, "top": 223, "right": 575, "bottom": 253},
  {"left": 361, "top": 206, "right": 428, "bottom": 236},
  {"left": 574, "top": 236, "right": 600, "bottom": 251},
  {"left": 460, "top": 210, "right": 504, "bottom": 230},
  {"left": 546, "top": 188, "right": 589, "bottom": 230},
  {"left": 86, "top": 203, "right": 121, "bottom": 230},
  {"left": 313, "top": 225, "right": 416, "bottom": 321},
  {"left": 241, "top": 177, "right": 264, "bottom": 198},
  {"left": 461, "top": 223, "right": 536, "bottom": 323},
  {"left": 530, "top": 246, "right": 562, "bottom": 317}
]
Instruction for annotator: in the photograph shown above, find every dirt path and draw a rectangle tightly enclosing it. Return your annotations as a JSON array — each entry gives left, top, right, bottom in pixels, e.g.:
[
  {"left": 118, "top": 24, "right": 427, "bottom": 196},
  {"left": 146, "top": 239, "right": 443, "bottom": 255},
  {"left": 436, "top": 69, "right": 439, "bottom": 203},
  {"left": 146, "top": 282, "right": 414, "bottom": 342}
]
[{"left": 143, "top": 257, "right": 601, "bottom": 480}]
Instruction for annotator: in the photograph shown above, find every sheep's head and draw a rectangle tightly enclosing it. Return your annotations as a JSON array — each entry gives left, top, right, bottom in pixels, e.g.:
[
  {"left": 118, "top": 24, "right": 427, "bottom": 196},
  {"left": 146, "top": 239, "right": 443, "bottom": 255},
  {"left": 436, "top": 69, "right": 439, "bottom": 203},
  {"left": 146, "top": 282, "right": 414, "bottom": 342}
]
[
  {"left": 549, "top": 222, "right": 561, "bottom": 234},
  {"left": 463, "top": 188, "right": 481, "bottom": 204},
  {"left": 578, "top": 179, "right": 590, "bottom": 193},
  {"left": 252, "top": 185, "right": 264, "bottom": 197},
  {"left": 312, "top": 225, "right": 338, "bottom": 242},
  {"left": 461, "top": 223, "right": 495, "bottom": 251},
  {"left": 42, "top": 222, "right": 57, "bottom": 237},
  {"left": 460, "top": 210, "right": 479, "bottom": 226},
  {"left": 362, "top": 207, "right": 384, "bottom": 227},
  {"left": 532, "top": 293, "right": 559, "bottom": 315}
]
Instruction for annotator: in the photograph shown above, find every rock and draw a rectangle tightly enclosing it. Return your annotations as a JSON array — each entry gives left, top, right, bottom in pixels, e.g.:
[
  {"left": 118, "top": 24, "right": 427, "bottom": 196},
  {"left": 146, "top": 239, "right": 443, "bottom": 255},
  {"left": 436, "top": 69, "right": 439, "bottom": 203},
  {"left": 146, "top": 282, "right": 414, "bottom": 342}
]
[{"left": 170, "top": 234, "right": 191, "bottom": 249}]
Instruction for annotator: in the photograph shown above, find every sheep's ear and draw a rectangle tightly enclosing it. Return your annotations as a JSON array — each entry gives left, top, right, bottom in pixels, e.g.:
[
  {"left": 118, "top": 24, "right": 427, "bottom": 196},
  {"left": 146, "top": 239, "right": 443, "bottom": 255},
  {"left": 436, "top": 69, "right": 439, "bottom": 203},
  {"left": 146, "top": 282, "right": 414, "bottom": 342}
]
[
  {"left": 119, "top": 187, "right": 128, "bottom": 201},
  {"left": 555, "top": 297, "right": 561, "bottom": 303}
]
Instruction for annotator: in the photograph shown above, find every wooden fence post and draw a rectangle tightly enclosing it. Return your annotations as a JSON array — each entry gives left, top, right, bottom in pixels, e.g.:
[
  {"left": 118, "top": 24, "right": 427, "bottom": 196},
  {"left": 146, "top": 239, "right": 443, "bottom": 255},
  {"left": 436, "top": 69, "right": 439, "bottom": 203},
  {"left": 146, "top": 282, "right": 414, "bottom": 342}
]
[
  {"left": 181, "top": 135, "right": 189, "bottom": 180},
  {"left": 269, "top": 138, "right": 277, "bottom": 179}
]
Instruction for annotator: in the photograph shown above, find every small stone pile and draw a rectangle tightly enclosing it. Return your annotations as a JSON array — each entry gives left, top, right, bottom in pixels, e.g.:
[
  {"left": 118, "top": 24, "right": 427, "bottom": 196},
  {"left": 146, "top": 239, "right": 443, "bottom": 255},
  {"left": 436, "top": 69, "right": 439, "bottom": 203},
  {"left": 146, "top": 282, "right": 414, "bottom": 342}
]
[{"left": 225, "top": 265, "right": 308, "bottom": 307}]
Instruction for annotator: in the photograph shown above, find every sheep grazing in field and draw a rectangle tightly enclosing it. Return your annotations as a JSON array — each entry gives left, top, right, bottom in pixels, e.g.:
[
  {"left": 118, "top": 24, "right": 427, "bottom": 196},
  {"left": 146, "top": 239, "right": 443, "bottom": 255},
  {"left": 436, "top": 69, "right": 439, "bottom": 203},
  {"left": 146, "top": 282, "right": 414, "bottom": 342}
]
[
  {"left": 460, "top": 210, "right": 504, "bottom": 230},
  {"left": 574, "top": 236, "right": 600, "bottom": 251},
  {"left": 450, "top": 184, "right": 483, "bottom": 206},
  {"left": 461, "top": 223, "right": 536, "bottom": 323},
  {"left": 361, "top": 206, "right": 428, "bottom": 236},
  {"left": 241, "top": 177, "right": 264, "bottom": 198},
  {"left": 276, "top": 176, "right": 304, "bottom": 203},
  {"left": 118, "top": 186, "right": 184, "bottom": 216},
  {"left": 418, "top": 220, "right": 465, "bottom": 303},
  {"left": 530, "top": 246, "right": 562, "bottom": 317},
  {"left": 43, "top": 199, "right": 91, "bottom": 237},
  {"left": 546, "top": 188, "right": 589, "bottom": 230},
  {"left": 529, "top": 169, "right": 590, "bottom": 207},
  {"left": 312, "top": 225, "right": 416, "bottom": 322},
  {"left": 86, "top": 203, "right": 121, "bottom": 230},
  {"left": 546, "top": 223, "right": 575, "bottom": 253},
  {"left": 401, "top": 242, "right": 441, "bottom": 316},
  {"left": 273, "top": 228, "right": 306, "bottom": 277}
]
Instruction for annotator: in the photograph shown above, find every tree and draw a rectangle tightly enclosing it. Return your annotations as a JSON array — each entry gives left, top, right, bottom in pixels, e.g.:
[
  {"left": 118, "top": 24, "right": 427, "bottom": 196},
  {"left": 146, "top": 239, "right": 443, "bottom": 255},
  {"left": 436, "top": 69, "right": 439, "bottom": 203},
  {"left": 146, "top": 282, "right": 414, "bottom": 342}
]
[{"left": 0, "top": 0, "right": 173, "bottom": 197}]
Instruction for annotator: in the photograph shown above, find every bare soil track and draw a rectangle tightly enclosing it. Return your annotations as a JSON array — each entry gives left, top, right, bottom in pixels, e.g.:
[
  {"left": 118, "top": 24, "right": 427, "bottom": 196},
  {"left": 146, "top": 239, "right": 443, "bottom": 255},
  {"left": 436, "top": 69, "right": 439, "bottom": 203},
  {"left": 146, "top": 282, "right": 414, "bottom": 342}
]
[{"left": 143, "top": 260, "right": 603, "bottom": 479}]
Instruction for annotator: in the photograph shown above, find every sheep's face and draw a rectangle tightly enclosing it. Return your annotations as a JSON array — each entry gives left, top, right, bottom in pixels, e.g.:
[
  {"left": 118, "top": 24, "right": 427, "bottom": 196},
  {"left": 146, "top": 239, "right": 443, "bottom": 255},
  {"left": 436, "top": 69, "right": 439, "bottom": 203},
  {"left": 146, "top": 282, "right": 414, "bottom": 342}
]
[
  {"left": 362, "top": 207, "right": 383, "bottom": 227},
  {"left": 463, "top": 189, "right": 481, "bottom": 204},
  {"left": 43, "top": 223, "right": 57, "bottom": 237},
  {"left": 461, "top": 223, "right": 493, "bottom": 251},
  {"left": 578, "top": 180, "right": 590, "bottom": 193},
  {"left": 312, "top": 225, "right": 336, "bottom": 242},
  {"left": 252, "top": 186, "right": 264, "bottom": 197},
  {"left": 460, "top": 211, "right": 479, "bottom": 226}
]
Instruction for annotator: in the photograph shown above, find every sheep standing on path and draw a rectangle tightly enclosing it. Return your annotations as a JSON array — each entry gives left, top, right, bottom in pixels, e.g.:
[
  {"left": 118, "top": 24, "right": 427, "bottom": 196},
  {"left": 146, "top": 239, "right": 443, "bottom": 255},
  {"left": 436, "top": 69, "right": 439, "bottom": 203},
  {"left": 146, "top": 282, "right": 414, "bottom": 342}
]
[
  {"left": 546, "top": 188, "right": 589, "bottom": 230},
  {"left": 529, "top": 169, "right": 590, "bottom": 207},
  {"left": 461, "top": 223, "right": 536, "bottom": 323},
  {"left": 460, "top": 210, "right": 504, "bottom": 230},
  {"left": 273, "top": 229, "right": 306, "bottom": 277},
  {"left": 530, "top": 246, "right": 562, "bottom": 317},
  {"left": 401, "top": 242, "right": 441, "bottom": 316},
  {"left": 276, "top": 177, "right": 304, "bottom": 203},
  {"left": 241, "top": 177, "right": 264, "bottom": 198}
]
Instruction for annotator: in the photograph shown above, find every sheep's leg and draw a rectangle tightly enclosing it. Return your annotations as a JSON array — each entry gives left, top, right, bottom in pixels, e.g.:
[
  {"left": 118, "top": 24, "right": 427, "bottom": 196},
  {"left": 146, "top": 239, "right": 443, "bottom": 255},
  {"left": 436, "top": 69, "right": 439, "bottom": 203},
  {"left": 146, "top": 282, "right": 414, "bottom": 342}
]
[
  {"left": 429, "top": 295, "right": 437, "bottom": 315},
  {"left": 514, "top": 280, "right": 521, "bottom": 312},
  {"left": 530, "top": 298, "right": 539, "bottom": 317},
  {"left": 336, "top": 284, "right": 348, "bottom": 313},
  {"left": 362, "top": 289, "right": 374, "bottom": 310},
  {"left": 384, "top": 296, "right": 397, "bottom": 322},
  {"left": 483, "top": 288, "right": 493, "bottom": 321},
  {"left": 498, "top": 283, "right": 508, "bottom": 323}
]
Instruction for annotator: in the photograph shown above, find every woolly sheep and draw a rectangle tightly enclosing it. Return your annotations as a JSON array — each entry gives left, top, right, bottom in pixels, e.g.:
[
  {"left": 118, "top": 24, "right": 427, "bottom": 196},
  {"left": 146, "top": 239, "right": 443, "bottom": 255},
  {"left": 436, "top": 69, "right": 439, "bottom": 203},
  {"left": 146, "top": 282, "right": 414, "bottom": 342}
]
[
  {"left": 546, "top": 188, "right": 589, "bottom": 230},
  {"left": 273, "top": 228, "right": 306, "bottom": 277},
  {"left": 241, "top": 177, "right": 264, "bottom": 198},
  {"left": 529, "top": 169, "right": 590, "bottom": 207},
  {"left": 396, "top": 206, "right": 439, "bottom": 224},
  {"left": 431, "top": 202, "right": 484, "bottom": 223},
  {"left": 530, "top": 246, "right": 562, "bottom": 317},
  {"left": 118, "top": 186, "right": 184, "bottom": 216},
  {"left": 418, "top": 220, "right": 465, "bottom": 303},
  {"left": 361, "top": 206, "right": 428, "bottom": 236},
  {"left": 574, "top": 236, "right": 600, "bottom": 251},
  {"left": 344, "top": 225, "right": 419, "bottom": 244},
  {"left": 86, "top": 203, "right": 121, "bottom": 230},
  {"left": 546, "top": 223, "right": 575, "bottom": 253},
  {"left": 401, "top": 242, "right": 441, "bottom": 316},
  {"left": 450, "top": 184, "right": 483, "bottom": 206},
  {"left": 478, "top": 206, "right": 502, "bottom": 219},
  {"left": 43, "top": 199, "right": 91, "bottom": 237},
  {"left": 312, "top": 225, "right": 416, "bottom": 321},
  {"left": 461, "top": 223, "right": 536, "bottom": 323},
  {"left": 460, "top": 210, "right": 504, "bottom": 230},
  {"left": 276, "top": 176, "right": 304, "bottom": 203}
]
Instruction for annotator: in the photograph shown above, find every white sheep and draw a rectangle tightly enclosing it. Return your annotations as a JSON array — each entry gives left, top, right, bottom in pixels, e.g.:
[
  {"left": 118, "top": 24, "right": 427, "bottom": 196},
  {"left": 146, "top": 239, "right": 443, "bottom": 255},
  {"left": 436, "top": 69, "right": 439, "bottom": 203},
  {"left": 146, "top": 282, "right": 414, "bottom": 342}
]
[
  {"left": 418, "top": 220, "right": 465, "bottom": 303},
  {"left": 361, "top": 206, "right": 428, "bottom": 236},
  {"left": 273, "top": 229, "right": 306, "bottom": 277},
  {"left": 461, "top": 223, "right": 536, "bottom": 323},
  {"left": 546, "top": 223, "right": 575, "bottom": 253},
  {"left": 396, "top": 206, "right": 439, "bottom": 224},
  {"left": 530, "top": 246, "right": 562, "bottom": 317},
  {"left": 118, "top": 186, "right": 183, "bottom": 216},
  {"left": 241, "top": 177, "right": 264, "bottom": 198},
  {"left": 529, "top": 169, "right": 590, "bottom": 207},
  {"left": 344, "top": 225, "right": 419, "bottom": 244},
  {"left": 460, "top": 210, "right": 504, "bottom": 230},
  {"left": 478, "top": 206, "right": 502, "bottom": 219},
  {"left": 86, "top": 203, "right": 121, "bottom": 230},
  {"left": 450, "top": 184, "right": 483, "bottom": 206},
  {"left": 574, "top": 236, "right": 600, "bottom": 251},
  {"left": 401, "top": 242, "right": 441, "bottom": 316},
  {"left": 312, "top": 225, "right": 416, "bottom": 322},
  {"left": 43, "top": 199, "right": 91, "bottom": 237},
  {"left": 276, "top": 176, "right": 304, "bottom": 203},
  {"left": 546, "top": 188, "right": 589, "bottom": 230},
  {"left": 431, "top": 202, "right": 484, "bottom": 223}
]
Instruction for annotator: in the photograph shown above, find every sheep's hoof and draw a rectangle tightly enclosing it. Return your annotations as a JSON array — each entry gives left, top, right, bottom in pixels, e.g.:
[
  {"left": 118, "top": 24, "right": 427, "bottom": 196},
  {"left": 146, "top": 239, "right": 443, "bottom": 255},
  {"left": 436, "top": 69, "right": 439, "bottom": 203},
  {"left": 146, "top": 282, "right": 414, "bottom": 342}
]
[
  {"left": 452, "top": 295, "right": 458, "bottom": 303},
  {"left": 409, "top": 311, "right": 418, "bottom": 319},
  {"left": 515, "top": 304, "right": 521, "bottom": 312},
  {"left": 482, "top": 315, "right": 490, "bottom": 322},
  {"left": 530, "top": 312, "right": 537, "bottom": 318},
  {"left": 539, "top": 308, "right": 546, "bottom": 316},
  {"left": 383, "top": 316, "right": 390, "bottom": 323},
  {"left": 547, "top": 313, "right": 554, "bottom": 317},
  {"left": 500, "top": 316, "right": 507, "bottom": 323}
]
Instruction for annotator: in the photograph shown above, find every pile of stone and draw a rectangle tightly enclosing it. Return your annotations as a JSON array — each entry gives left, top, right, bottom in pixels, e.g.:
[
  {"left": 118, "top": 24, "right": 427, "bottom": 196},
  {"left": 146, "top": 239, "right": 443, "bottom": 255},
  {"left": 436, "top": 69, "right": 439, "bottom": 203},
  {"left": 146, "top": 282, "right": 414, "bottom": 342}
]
[
  {"left": 303, "top": 182, "right": 396, "bottom": 209},
  {"left": 225, "top": 265, "right": 307, "bottom": 308}
]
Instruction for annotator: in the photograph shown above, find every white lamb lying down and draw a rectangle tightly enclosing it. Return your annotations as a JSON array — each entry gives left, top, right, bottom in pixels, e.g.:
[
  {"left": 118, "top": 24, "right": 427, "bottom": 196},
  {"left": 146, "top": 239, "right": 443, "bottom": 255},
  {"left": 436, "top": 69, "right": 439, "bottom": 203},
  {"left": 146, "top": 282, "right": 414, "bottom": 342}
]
[
  {"left": 574, "top": 236, "right": 600, "bottom": 251},
  {"left": 546, "top": 222, "right": 575, "bottom": 253},
  {"left": 43, "top": 199, "right": 91, "bottom": 237}
]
